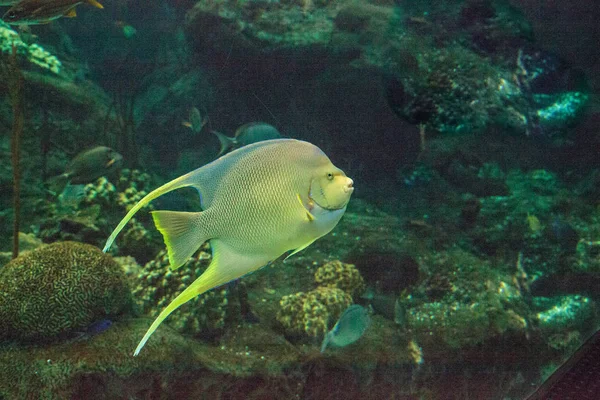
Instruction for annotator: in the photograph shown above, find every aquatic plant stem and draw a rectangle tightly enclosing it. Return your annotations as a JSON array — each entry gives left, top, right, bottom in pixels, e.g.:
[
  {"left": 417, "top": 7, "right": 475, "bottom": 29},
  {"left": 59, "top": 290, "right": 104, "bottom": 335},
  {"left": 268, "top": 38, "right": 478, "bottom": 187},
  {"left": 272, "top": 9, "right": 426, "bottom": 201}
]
[{"left": 8, "top": 45, "right": 24, "bottom": 259}]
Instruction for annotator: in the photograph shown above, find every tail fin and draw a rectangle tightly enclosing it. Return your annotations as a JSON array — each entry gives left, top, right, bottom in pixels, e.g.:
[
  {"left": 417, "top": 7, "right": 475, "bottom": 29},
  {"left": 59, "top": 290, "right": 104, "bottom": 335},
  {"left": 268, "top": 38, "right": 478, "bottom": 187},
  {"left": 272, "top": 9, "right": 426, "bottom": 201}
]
[
  {"left": 152, "top": 210, "right": 209, "bottom": 270},
  {"left": 212, "top": 131, "right": 235, "bottom": 157},
  {"left": 46, "top": 173, "right": 69, "bottom": 196},
  {"left": 321, "top": 331, "right": 333, "bottom": 353},
  {"left": 103, "top": 173, "right": 196, "bottom": 253}
]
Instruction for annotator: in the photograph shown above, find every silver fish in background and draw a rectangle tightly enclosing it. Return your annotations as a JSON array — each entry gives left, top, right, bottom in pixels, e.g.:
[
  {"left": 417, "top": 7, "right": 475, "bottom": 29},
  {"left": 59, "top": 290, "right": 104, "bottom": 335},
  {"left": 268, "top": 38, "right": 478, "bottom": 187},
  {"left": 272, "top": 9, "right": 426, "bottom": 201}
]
[
  {"left": 181, "top": 106, "right": 207, "bottom": 134},
  {"left": 2, "top": 0, "right": 103, "bottom": 25},
  {"left": 213, "top": 122, "right": 281, "bottom": 156},
  {"left": 47, "top": 146, "right": 122, "bottom": 195},
  {"left": 321, "top": 304, "right": 371, "bottom": 353}
]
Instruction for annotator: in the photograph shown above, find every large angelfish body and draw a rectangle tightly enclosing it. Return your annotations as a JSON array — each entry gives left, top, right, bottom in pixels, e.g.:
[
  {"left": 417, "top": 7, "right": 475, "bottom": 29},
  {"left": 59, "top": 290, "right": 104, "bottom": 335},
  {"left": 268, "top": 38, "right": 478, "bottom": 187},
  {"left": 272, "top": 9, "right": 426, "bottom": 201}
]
[{"left": 103, "top": 139, "right": 354, "bottom": 355}]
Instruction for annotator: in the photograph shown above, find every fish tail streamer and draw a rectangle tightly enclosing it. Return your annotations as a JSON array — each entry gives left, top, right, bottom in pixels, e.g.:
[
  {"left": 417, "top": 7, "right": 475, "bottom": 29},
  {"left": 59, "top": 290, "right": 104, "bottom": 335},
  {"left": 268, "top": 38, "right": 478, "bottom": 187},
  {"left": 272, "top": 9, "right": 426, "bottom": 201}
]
[{"left": 102, "top": 173, "right": 198, "bottom": 253}]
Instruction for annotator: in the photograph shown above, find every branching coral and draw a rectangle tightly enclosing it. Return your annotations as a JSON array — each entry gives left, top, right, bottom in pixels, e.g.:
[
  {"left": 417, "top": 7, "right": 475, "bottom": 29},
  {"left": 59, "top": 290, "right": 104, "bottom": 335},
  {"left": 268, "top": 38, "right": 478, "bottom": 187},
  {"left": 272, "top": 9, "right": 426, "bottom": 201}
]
[{"left": 1, "top": 21, "right": 61, "bottom": 73}]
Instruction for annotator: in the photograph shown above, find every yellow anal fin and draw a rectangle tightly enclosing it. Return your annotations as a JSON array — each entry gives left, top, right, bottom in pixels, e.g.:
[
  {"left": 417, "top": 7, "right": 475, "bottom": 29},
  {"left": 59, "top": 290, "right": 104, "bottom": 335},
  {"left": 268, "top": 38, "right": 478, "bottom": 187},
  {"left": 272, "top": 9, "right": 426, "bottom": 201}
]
[
  {"left": 134, "top": 240, "right": 269, "bottom": 356},
  {"left": 86, "top": 0, "right": 104, "bottom": 9},
  {"left": 134, "top": 262, "right": 223, "bottom": 356},
  {"left": 296, "top": 193, "right": 314, "bottom": 221}
]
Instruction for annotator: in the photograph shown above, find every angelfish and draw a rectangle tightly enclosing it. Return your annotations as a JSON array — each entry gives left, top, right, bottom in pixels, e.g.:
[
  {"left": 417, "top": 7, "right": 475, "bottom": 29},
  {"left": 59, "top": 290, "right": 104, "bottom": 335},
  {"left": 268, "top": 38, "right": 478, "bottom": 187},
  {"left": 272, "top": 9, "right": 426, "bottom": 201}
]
[{"left": 103, "top": 139, "right": 354, "bottom": 356}]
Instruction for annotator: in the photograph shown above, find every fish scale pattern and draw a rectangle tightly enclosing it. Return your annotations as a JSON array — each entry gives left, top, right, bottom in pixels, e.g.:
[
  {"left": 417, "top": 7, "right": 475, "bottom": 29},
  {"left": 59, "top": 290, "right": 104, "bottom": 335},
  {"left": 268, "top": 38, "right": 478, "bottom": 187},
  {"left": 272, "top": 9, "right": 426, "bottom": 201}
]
[
  {"left": 0, "top": 242, "right": 132, "bottom": 342},
  {"left": 200, "top": 140, "right": 326, "bottom": 255}
]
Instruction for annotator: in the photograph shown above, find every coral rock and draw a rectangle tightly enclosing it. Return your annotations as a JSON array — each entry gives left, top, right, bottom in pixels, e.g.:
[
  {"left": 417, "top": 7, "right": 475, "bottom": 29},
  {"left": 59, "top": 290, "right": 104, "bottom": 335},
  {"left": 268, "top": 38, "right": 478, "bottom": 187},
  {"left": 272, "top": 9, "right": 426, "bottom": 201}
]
[
  {"left": 314, "top": 260, "right": 365, "bottom": 297},
  {"left": 0, "top": 241, "right": 132, "bottom": 342},
  {"left": 277, "top": 287, "right": 352, "bottom": 338}
]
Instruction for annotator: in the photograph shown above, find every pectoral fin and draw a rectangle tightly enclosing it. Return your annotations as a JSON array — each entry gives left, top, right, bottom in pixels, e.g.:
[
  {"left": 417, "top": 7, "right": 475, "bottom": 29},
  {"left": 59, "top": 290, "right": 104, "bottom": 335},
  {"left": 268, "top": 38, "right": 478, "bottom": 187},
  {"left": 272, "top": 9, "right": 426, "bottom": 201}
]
[{"left": 296, "top": 193, "right": 314, "bottom": 222}]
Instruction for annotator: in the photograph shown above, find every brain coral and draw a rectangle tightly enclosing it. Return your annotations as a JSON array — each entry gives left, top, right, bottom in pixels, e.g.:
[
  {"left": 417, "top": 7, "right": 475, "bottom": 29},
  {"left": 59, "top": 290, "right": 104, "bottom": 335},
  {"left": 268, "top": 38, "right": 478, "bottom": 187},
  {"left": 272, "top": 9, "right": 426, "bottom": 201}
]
[
  {"left": 314, "top": 260, "right": 365, "bottom": 297},
  {"left": 277, "top": 287, "right": 352, "bottom": 337},
  {"left": 0, "top": 242, "right": 132, "bottom": 341}
]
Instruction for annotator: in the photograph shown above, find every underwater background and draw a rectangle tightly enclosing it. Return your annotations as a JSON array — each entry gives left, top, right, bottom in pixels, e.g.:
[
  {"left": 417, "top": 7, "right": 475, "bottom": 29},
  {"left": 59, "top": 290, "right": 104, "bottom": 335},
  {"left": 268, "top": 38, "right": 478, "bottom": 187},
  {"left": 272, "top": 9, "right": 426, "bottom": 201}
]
[{"left": 1, "top": 0, "right": 600, "bottom": 398}]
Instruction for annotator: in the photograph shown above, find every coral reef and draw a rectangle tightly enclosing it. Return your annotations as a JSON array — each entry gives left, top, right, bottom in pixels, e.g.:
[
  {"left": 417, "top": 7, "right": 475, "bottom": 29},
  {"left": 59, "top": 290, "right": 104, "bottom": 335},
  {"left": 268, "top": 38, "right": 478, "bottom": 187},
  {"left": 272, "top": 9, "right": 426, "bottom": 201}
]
[
  {"left": 83, "top": 176, "right": 116, "bottom": 206},
  {"left": 314, "top": 259, "right": 365, "bottom": 297},
  {"left": 277, "top": 287, "right": 352, "bottom": 337},
  {"left": 404, "top": 248, "right": 532, "bottom": 351},
  {"left": 1, "top": 21, "right": 61, "bottom": 73},
  {"left": 0, "top": 242, "right": 132, "bottom": 341},
  {"left": 133, "top": 248, "right": 233, "bottom": 338}
]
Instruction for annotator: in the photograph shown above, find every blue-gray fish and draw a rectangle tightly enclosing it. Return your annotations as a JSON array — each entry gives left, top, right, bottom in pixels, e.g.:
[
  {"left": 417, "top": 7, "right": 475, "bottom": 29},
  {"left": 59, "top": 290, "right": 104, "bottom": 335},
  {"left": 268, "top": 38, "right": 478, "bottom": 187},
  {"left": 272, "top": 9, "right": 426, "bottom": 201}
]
[
  {"left": 103, "top": 139, "right": 354, "bottom": 355},
  {"left": 321, "top": 304, "right": 370, "bottom": 353},
  {"left": 213, "top": 122, "right": 281, "bottom": 156}
]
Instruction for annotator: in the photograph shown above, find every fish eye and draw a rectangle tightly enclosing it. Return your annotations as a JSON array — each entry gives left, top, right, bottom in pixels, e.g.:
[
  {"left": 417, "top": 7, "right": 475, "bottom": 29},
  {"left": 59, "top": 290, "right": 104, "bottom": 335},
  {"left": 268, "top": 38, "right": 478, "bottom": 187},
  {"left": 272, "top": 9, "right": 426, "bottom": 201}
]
[
  {"left": 326, "top": 172, "right": 334, "bottom": 181},
  {"left": 5, "top": 11, "right": 17, "bottom": 19}
]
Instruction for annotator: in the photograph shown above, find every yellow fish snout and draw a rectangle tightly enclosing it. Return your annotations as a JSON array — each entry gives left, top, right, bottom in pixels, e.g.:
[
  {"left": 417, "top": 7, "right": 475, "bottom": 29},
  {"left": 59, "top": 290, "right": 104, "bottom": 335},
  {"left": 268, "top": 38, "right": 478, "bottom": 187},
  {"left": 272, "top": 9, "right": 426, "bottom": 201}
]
[{"left": 343, "top": 177, "right": 354, "bottom": 194}]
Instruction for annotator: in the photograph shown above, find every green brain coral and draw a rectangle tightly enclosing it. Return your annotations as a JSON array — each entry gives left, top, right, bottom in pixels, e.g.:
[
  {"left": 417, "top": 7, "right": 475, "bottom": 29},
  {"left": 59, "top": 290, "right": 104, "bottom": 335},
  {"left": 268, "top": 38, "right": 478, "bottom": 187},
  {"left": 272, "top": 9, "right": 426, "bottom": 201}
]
[
  {"left": 0, "top": 242, "right": 132, "bottom": 342},
  {"left": 314, "top": 260, "right": 365, "bottom": 297},
  {"left": 277, "top": 287, "right": 352, "bottom": 337}
]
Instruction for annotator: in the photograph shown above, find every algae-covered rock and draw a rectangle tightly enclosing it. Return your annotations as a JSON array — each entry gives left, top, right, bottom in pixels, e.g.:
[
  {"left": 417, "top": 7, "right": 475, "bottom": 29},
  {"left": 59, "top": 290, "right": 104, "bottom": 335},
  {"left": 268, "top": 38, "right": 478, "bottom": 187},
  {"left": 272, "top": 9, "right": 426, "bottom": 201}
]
[{"left": 0, "top": 241, "right": 132, "bottom": 342}]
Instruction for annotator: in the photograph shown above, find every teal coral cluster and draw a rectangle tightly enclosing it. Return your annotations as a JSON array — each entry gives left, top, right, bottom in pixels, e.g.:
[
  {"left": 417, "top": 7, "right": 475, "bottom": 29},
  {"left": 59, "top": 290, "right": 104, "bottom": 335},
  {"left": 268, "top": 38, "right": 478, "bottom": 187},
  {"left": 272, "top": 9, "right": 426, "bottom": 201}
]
[
  {"left": 133, "top": 248, "right": 231, "bottom": 337},
  {"left": 0, "top": 242, "right": 132, "bottom": 341},
  {"left": 1, "top": 21, "right": 61, "bottom": 73},
  {"left": 277, "top": 259, "right": 362, "bottom": 337}
]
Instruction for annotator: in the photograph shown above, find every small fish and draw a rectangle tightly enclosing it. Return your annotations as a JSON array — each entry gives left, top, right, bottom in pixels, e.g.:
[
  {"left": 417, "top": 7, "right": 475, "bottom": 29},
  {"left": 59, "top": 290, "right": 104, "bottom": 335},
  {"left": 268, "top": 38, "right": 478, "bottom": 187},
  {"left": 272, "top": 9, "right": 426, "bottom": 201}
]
[
  {"left": 526, "top": 213, "right": 542, "bottom": 232},
  {"left": 115, "top": 20, "right": 137, "bottom": 38},
  {"left": 3, "top": 0, "right": 103, "bottom": 25},
  {"left": 48, "top": 146, "right": 122, "bottom": 193},
  {"left": 321, "top": 304, "right": 370, "bottom": 353},
  {"left": 181, "top": 107, "right": 207, "bottom": 134},
  {"left": 213, "top": 122, "right": 281, "bottom": 156},
  {"left": 361, "top": 287, "right": 405, "bottom": 325},
  {"left": 85, "top": 319, "right": 112, "bottom": 336},
  {"left": 102, "top": 139, "right": 354, "bottom": 356},
  {"left": 70, "top": 319, "right": 112, "bottom": 341},
  {"left": 58, "top": 183, "right": 86, "bottom": 208},
  {"left": 550, "top": 217, "right": 579, "bottom": 253}
]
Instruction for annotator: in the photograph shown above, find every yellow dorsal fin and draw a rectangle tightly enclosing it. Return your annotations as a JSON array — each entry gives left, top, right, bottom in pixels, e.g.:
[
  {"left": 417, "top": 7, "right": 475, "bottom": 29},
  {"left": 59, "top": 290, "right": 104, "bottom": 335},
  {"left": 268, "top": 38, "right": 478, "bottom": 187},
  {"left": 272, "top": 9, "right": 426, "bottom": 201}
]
[
  {"left": 64, "top": 8, "right": 77, "bottom": 17},
  {"left": 296, "top": 193, "right": 314, "bottom": 221},
  {"left": 86, "top": 0, "right": 104, "bottom": 9}
]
